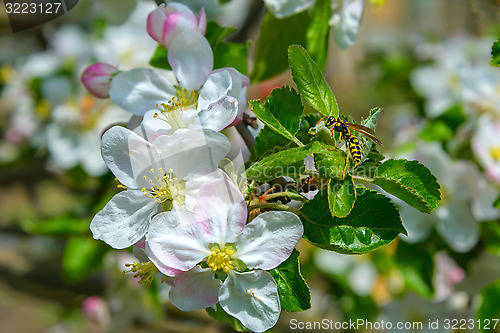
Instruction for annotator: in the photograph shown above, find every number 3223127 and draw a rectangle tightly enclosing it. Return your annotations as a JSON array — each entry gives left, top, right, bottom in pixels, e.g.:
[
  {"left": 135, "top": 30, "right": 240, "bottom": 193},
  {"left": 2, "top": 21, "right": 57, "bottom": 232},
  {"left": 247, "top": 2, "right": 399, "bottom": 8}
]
[{"left": 5, "top": 2, "right": 62, "bottom": 14}]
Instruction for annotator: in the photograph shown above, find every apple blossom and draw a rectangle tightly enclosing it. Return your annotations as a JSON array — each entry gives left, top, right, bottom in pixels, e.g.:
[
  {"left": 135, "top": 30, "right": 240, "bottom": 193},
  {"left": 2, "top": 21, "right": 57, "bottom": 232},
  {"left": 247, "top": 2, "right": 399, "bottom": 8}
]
[
  {"left": 472, "top": 115, "right": 500, "bottom": 184},
  {"left": 108, "top": 30, "right": 248, "bottom": 123},
  {"left": 146, "top": 179, "right": 304, "bottom": 332},
  {"left": 81, "top": 63, "right": 119, "bottom": 99},
  {"left": 90, "top": 126, "right": 231, "bottom": 249},
  {"left": 147, "top": 2, "right": 206, "bottom": 48}
]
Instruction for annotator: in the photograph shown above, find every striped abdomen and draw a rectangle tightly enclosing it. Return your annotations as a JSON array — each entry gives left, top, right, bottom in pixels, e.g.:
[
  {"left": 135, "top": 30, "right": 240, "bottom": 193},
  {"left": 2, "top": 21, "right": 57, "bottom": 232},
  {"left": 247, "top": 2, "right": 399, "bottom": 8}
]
[{"left": 346, "top": 134, "right": 361, "bottom": 165}]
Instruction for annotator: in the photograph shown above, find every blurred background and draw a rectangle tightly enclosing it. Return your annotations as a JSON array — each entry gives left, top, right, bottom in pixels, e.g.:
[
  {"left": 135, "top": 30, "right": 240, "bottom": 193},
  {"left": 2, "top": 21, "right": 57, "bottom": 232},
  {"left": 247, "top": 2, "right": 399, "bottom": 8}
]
[{"left": 1, "top": 0, "right": 500, "bottom": 332}]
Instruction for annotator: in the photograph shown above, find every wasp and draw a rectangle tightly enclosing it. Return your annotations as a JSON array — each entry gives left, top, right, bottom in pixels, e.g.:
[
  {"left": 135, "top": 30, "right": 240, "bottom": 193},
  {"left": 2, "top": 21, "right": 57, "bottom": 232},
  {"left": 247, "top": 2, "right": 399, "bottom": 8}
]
[{"left": 318, "top": 116, "right": 382, "bottom": 178}]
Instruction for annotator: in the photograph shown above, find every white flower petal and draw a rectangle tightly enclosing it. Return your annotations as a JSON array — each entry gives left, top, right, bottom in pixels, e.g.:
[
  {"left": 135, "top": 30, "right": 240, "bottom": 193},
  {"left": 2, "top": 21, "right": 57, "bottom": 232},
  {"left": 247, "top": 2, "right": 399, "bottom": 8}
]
[
  {"left": 198, "top": 96, "right": 238, "bottom": 132},
  {"left": 147, "top": 211, "right": 211, "bottom": 271},
  {"left": 170, "top": 266, "right": 221, "bottom": 311},
  {"left": 197, "top": 70, "right": 232, "bottom": 111},
  {"left": 235, "top": 211, "right": 303, "bottom": 270},
  {"left": 153, "top": 128, "right": 230, "bottom": 179},
  {"left": 183, "top": 169, "right": 229, "bottom": 212},
  {"left": 264, "top": 0, "right": 315, "bottom": 18},
  {"left": 109, "top": 68, "right": 176, "bottom": 115},
  {"left": 219, "top": 271, "right": 280, "bottom": 333},
  {"left": 90, "top": 190, "right": 159, "bottom": 249},
  {"left": 101, "top": 126, "right": 159, "bottom": 188},
  {"left": 194, "top": 178, "right": 246, "bottom": 245},
  {"left": 168, "top": 31, "right": 213, "bottom": 91},
  {"left": 435, "top": 204, "right": 479, "bottom": 253},
  {"left": 330, "top": 0, "right": 364, "bottom": 50}
]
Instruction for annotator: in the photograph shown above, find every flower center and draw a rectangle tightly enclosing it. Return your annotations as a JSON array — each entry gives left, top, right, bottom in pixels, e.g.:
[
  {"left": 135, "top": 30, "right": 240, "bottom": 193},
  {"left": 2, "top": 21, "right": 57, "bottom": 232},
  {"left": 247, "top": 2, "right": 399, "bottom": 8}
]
[
  {"left": 123, "top": 261, "right": 159, "bottom": 287},
  {"left": 207, "top": 243, "right": 237, "bottom": 274},
  {"left": 141, "top": 168, "right": 186, "bottom": 210},
  {"left": 490, "top": 146, "right": 500, "bottom": 161},
  {"left": 153, "top": 88, "right": 199, "bottom": 130}
]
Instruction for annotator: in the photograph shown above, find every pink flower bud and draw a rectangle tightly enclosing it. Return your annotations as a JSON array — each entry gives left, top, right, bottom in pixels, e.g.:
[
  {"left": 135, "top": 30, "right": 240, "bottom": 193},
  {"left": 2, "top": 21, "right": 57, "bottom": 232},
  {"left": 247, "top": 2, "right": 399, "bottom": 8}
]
[
  {"left": 147, "top": 3, "right": 206, "bottom": 48},
  {"left": 81, "top": 63, "right": 118, "bottom": 99}
]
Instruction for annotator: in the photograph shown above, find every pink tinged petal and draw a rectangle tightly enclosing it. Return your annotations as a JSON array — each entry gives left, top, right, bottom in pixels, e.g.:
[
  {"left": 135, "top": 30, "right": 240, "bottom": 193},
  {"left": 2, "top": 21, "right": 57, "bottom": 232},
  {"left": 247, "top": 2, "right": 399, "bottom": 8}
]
[
  {"left": 194, "top": 178, "right": 247, "bottom": 245},
  {"left": 90, "top": 190, "right": 159, "bottom": 249},
  {"left": 197, "top": 8, "right": 207, "bottom": 35},
  {"left": 169, "top": 266, "right": 221, "bottom": 311},
  {"left": 162, "top": 11, "right": 198, "bottom": 47},
  {"left": 197, "top": 70, "right": 232, "bottom": 111},
  {"left": 147, "top": 211, "right": 212, "bottom": 271},
  {"left": 169, "top": 31, "right": 213, "bottom": 91},
  {"left": 183, "top": 169, "right": 228, "bottom": 213},
  {"left": 198, "top": 96, "right": 238, "bottom": 132},
  {"left": 211, "top": 68, "right": 249, "bottom": 119},
  {"left": 234, "top": 211, "right": 303, "bottom": 270},
  {"left": 81, "top": 62, "right": 118, "bottom": 98},
  {"left": 153, "top": 128, "right": 231, "bottom": 179},
  {"left": 101, "top": 126, "right": 159, "bottom": 189},
  {"left": 109, "top": 68, "right": 177, "bottom": 115},
  {"left": 144, "top": 240, "right": 184, "bottom": 277},
  {"left": 219, "top": 271, "right": 280, "bottom": 333},
  {"left": 147, "top": 5, "right": 168, "bottom": 44}
]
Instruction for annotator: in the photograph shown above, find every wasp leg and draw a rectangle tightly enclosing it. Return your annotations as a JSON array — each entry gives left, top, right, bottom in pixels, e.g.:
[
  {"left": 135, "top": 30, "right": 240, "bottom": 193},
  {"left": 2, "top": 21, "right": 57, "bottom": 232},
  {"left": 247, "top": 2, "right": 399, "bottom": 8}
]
[
  {"left": 342, "top": 154, "right": 350, "bottom": 180},
  {"left": 315, "top": 116, "right": 326, "bottom": 126}
]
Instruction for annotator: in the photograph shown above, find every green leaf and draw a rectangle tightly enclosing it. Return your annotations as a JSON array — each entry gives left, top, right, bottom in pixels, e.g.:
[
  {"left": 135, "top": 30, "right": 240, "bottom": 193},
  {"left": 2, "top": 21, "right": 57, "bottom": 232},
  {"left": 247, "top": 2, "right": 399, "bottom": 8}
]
[
  {"left": 314, "top": 147, "right": 346, "bottom": 180},
  {"left": 206, "top": 303, "right": 249, "bottom": 332},
  {"left": 395, "top": 242, "right": 434, "bottom": 297},
  {"left": 21, "top": 216, "right": 90, "bottom": 236},
  {"left": 490, "top": 39, "right": 500, "bottom": 67},
  {"left": 205, "top": 21, "right": 236, "bottom": 47},
  {"left": 213, "top": 42, "right": 249, "bottom": 75},
  {"left": 373, "top": 159, "right": 441, "bottom": 213},
  {"left": 149, "top": 44, "right": 171, "bottom": 70},
  {"left": 246, "top": 141, "right": 328, "bottom": 182},
  {"left": 300, "top": 188, "right": 406, "bottom": 254},
  {"left": 62, "top": 237, "right": 106, "bottom": 284},
  {"left": 358, "top": 107, "right": 383, "bottom": 162},
  {"left": 477, "top": 280, "right": 500, "bottom": 332},
  {"left": 494, "top": 193, "right": 500, "bottom": 209},
  {"left": 252, "top": 11, "right": 310, "bottom": 82},
  {"left": 251, "top": 86, "right": 303, "bottom": 139},
  {"left": 251, "top": 126, "right": 293, "bottom": 161},
  {"left": 270, "top": 249, "right": 311, "bottom": 312},
  {"left": 328, "top": 174, "right": 356, "bottom": 218},
  {"left": 288, "top": 45, "right": 339, "bottom": 117},
  {"left": 306, "top": 0, "right": 331, "bottom": 70}
]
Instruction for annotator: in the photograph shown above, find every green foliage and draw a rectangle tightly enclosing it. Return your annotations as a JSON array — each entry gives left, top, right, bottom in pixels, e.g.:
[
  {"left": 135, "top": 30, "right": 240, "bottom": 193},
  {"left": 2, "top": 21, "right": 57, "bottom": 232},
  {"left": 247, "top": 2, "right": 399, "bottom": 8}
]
[
  {"left": 246, "top": 141, "right": 329, "bottom": 182},
  {"left": 249, "top": 86, "right": 304, "bottom": 144},
  {"left": 314, "top": 147, "right": 346, "bottom": 179},
  {"left": 205, "top": 21, "right": 236, "bottom": 46},
  {"left": 270, "top": 249, "right": 311, "bottom": 312},
  {"left": 373, "top": 159, "right": 441, "bottom": 213},
  {"left": 21, "top": 216, "right": 90, "bottom": 236},
  {"left": 251, "top": 126, "right": 292, "bottom": 161},
  {"left": 477, "top": 280, "right": 500, "bottom": 332},
  {"left": 328, "top": 174, "right": 356, "bottom": 218},
  {"left": 206, "top": 303, "right": 249, "bottom": 332},
  {"left": 62, "top": 237, "right": 106, "bottom": 284},
  {"left": 288, "top": 45, "right": 339, "bottom": 117},
  {"left": 358, "top": 107, "right": 383, "bottom": 162},
  {"left": 149, "top": 44, "right": 171, "bottom": 70},
  {"left": 213, "top": 42, "right": 249, "bottom": 75},
  {"left": 490, "top": 39, "right": 500, "bottom": 67},
  {"left": 494, "top": 193, "right": 500, "bottom": 209},
  {"left": 395, "top": 242, "right": 434, "bottom": 297},
  {"left": 252, "top": 11, "right": 310, "bottom": 82},
  {"left": 300, "top": 188, "right": 407, "bottom": 254},
  {"left": 306, "top": 0, "right": 331, "bottom": 70}
]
